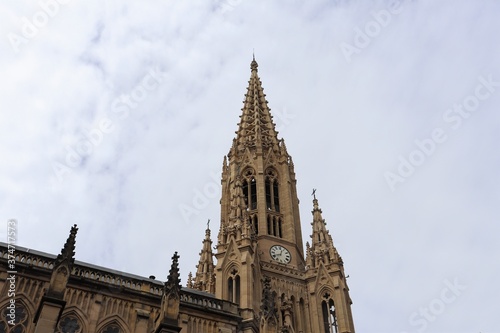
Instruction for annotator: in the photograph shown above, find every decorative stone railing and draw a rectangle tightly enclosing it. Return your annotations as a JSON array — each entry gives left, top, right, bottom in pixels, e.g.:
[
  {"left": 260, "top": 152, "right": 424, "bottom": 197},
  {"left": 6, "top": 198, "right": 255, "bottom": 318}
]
[
  {"left": 71, "top": 266, "right": 163, "bottom": 295},
  {"left": 1, "top": 249, "right": 54, "bottom": 270},
  {"left": 181, "top": 293, "right": 222, "bottom": 310},
  {"left": 180, "top": 291, "right": 239, "bottom": 314}
]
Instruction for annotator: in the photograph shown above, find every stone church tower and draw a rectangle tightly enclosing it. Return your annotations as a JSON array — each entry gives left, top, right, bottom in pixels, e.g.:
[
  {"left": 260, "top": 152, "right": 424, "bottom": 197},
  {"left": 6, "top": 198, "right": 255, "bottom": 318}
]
[
  {"left": 191, "top": 57, "right": 356, "bottom": 333},
  {"left": 0, "top": 58, "right": 354, "bottom": 333}
]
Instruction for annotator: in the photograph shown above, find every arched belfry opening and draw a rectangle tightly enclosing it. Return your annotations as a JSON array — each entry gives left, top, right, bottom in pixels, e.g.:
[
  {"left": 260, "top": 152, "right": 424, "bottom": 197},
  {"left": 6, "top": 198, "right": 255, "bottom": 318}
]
[
  {"left": 265, "top": 168, "right": 280, "bottom": 212},
  {"left": 227, "top": 268, "right": 241, "bottom": 305},
  {"left": 242, "top": 168, "right": 257, "bottom": 211},
  {"left": 321, "top": 293, "right": 338, "bottom": 333}
]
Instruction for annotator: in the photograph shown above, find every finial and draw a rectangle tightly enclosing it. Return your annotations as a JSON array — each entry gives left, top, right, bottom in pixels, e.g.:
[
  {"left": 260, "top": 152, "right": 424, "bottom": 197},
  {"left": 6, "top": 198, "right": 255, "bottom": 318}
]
[
  {"left": 312, "top": 188, "right": 317, "bottom": 200},
  {"left": 206, "top": 219, "right": 211, "bottom": 237},
  {"left": 251, "top": 53, "right": 258, "bottom": 71}
]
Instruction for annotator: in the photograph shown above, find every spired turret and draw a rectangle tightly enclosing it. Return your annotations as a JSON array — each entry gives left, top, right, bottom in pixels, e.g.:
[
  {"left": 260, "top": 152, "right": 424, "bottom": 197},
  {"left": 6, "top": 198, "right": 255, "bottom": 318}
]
[
  {"left": 305, "top": 193, "right": 355, "bottom": 333},
  {"left": 191, "top": 221, "right": 216, "bottom": 294}
]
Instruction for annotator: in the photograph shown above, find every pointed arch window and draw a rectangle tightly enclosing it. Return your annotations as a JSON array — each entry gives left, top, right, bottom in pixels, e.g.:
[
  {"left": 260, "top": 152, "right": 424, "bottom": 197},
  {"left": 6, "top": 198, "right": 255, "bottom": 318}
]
[
  {"left": 250, "top": 178, "right": 257, "bottom": 210},
  {"left": 101, "top": 324, "right": 121, "bottom": 333},
  {"left": 322, "top": 297, "right": 338, "bottom": 333},
  {"left": 227, "top": 270, "right": 240, "bottom": 305},
  {"left": 57, "top": 315, "right": 83, "bottom": 333},
  {"left": 1, "top": 303, "right": 29, "bottom": 333},
  {"left": 265, "top": 178, "right": 272, "bottom": 209},
  {"left": 265, "top": 169, "right": 280, "bottom": 212},
  {"left": 227, "top": 277, "right": 233, "bottom": 302},
  {"left": 299, "top": 298, "right": 306, "bottom": 332},
  {"left": 273, "top": 180, "right": 280, "bottom": 212},
  {"left": 251, "top": 215, "right": 259, "bottom": 235},
  {"left": 235, "top": 275, "right": 241, "bottom": 304},
  {"left": 242, "top": 169, "right": 257, "bottom": 210}
]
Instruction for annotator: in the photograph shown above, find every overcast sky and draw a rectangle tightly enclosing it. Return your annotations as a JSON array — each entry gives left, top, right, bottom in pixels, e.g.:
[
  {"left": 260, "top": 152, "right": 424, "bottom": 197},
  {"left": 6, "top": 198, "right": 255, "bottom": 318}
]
[{"left": 1, "top": 0, "right": 499, "bottom": 332}]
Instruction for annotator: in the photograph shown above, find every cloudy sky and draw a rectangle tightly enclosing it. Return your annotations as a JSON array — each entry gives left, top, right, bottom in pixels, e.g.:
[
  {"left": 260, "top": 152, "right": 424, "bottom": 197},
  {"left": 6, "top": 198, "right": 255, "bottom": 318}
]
[{"left": 1, "top": 0, "right": 499, "bottom": 332}]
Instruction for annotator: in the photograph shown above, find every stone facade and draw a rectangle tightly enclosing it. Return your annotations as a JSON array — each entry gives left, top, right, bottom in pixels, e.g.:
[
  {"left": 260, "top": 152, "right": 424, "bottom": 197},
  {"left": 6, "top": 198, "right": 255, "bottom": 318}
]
[{"left": 0, "top": 58, "right": 355, "bottom": 333}]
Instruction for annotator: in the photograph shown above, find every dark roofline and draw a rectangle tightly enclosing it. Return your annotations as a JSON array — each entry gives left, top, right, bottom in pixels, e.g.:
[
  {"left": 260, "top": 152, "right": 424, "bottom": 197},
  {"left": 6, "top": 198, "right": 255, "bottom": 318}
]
[{"left": 0, "top": 241, "right": 163, "bottom": 286}]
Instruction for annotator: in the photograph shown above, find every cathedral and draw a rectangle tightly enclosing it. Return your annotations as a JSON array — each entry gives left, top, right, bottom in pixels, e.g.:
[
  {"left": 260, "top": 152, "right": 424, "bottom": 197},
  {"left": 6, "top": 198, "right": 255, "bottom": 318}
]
[{"left": 0, "top": 58, "right": 355, "bottom": 333}]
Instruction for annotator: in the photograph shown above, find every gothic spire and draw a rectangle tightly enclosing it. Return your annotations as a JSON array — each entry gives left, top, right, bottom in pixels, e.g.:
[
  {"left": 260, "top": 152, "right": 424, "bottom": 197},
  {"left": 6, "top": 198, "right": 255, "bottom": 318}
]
[
  {"left": 54, "top": 224, "right": 78, "bottom": 268},
  {"left": 156, "top": 252, "right": 182, "bottom": 332},
  {"left": 46, "top": 224, "right": 78, "bottom": 298},
  {"left": 232, "top": 57, "right": 280, "bottom": 157},
  {"left": 165, "top": 252, "right": 181, "bottom": 294},
  {"left": 193, "top": 221, "right": 216, "bottom": 293},
  {"left": 308, "top": 192, "right": 343, "bottom": 269},
  {"left": 157, "top": 252, "right": 182, "bottom": 332}
]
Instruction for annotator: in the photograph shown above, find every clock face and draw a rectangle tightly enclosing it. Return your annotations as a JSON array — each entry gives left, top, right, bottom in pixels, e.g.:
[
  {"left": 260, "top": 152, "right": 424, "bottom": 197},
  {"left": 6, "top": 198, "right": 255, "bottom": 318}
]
[{"left": 270, "top": 245, "right": 291, "bottom": 264}]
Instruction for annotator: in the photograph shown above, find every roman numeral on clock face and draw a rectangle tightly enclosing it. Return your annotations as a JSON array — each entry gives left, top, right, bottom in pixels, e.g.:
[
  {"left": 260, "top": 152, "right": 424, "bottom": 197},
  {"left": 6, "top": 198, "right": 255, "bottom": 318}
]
[{"left": 270, "top": 245, "right": 291, "bottom": 264}]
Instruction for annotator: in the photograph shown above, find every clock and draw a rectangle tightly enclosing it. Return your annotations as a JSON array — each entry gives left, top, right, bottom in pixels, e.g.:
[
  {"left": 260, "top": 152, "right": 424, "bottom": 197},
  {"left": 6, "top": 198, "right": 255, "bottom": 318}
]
[{"left": 270, "top": 245, "right": 291, "bottom": 264}]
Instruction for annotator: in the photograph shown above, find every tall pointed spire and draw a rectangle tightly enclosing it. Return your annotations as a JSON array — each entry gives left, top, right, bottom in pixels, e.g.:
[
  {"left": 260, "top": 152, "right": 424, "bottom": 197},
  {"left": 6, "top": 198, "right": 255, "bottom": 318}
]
[
  {"left": 307, "top": 192, "right": 343, "bottom": 269},
  {"left": 216, "top": 58, "right": 306, "bottom": 319},
  {"left": 232, "top": 56, "right": 280, "bottom": 157},
  {"left": 193, "top": 220, "right": 216, "bottom": 293}
]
